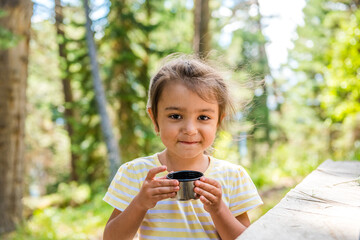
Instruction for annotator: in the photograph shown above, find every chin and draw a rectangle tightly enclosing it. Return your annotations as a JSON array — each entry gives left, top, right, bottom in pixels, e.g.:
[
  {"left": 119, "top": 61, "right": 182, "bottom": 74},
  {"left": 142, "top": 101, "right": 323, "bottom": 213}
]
[{"left": 177, "top": 151, "right": 204, "bottom": 159}]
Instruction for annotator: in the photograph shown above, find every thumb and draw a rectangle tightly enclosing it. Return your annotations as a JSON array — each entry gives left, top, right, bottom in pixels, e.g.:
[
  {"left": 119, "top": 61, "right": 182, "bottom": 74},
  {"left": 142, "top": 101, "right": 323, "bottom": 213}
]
[
  {"left": 146, "top": 165, "right": 167, "bottom": 180},
  {"left": 158, "top": 170, "right": 174, "bottom": 180}
]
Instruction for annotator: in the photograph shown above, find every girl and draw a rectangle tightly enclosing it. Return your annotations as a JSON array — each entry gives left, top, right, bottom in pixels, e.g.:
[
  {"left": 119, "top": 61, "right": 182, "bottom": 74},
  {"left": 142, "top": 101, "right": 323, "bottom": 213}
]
[{"left": 103, "top": 54, "right": 263, "bottom": 240}]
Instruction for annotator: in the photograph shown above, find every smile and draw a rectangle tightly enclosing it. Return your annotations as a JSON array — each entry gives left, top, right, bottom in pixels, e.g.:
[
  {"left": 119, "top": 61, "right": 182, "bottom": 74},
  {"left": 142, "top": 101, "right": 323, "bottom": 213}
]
[{"left": 179, "top": 141, "right": 199, "bottom": 145}]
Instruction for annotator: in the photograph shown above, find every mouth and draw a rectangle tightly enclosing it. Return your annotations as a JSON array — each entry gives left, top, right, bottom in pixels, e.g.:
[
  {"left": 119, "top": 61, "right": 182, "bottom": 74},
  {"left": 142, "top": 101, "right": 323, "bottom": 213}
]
[{"left": 179, "top": 141, "right": 200, "bottom": 145}]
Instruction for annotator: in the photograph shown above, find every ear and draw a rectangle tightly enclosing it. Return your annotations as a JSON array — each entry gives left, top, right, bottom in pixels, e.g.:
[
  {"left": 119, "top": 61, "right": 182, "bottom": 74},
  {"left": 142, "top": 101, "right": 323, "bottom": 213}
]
[
  {"left": 218, "top": 114, "right": 226, "bottom": 127},
  {"left": 147, "top": 108, "right": 159, "bottom": 133}
]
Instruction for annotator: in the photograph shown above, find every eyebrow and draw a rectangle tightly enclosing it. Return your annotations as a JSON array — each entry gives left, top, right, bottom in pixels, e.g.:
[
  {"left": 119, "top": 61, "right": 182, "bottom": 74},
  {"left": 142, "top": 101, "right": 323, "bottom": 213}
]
[{"left": 164, "top": 106, "right": 216, "bottom": 113}]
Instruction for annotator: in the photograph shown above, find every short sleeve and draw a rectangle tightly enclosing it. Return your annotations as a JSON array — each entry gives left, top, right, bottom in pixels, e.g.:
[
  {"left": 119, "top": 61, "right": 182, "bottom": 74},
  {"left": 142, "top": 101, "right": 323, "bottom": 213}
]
[
  {"left": 229, "top": 166, "right": 263, "bottom": 217},
  {"left": 103, "top": 162, "right": 141, "bottom": 211}
]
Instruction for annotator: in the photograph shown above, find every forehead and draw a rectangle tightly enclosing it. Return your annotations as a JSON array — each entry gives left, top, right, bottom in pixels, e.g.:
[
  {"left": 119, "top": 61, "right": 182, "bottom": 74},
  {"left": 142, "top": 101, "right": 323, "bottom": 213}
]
[{"left": 158, "top": 82, "right": 218, "bottom": 111}]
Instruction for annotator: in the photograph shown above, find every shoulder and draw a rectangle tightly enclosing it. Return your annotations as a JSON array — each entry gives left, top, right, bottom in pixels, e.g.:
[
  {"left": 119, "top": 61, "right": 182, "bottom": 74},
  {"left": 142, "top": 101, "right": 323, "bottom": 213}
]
[
  {"left": 207, "top": 156, "right": 254, "bottom": 183},
  {"left": 114, "top": 154, "right": 159, "bottom": 179},
  {"left": 210, "top": 156, "right": 247, "bottom": 173},
  {"left": 112, "top": 154, "right": 160, "bottom": 183},
  {"left": 121, "top": 154, "right": 159, "bottom": 170}
]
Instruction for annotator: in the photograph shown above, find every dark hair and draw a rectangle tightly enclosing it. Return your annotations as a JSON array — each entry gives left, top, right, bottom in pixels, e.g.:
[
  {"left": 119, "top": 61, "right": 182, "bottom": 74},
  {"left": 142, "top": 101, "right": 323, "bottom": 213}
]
[{"left": 147, "top": 53, "right": 234, "bottom": 129}]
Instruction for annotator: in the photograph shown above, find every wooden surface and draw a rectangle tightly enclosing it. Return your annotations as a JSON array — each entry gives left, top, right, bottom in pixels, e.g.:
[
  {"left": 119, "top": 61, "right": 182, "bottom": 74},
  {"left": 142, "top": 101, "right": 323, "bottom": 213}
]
[{"left": 238, "top": 160, "right": 360, "bottom": 240}]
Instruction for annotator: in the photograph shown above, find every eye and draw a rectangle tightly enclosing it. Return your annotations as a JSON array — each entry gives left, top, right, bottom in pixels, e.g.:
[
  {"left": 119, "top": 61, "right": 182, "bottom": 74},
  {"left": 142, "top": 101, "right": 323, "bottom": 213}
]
[
  {"left": 169, "top": 114, "right": 182, "bottom": 120},
  {"left": 198, "top": 115, "right": 210, "bottom": 121}
]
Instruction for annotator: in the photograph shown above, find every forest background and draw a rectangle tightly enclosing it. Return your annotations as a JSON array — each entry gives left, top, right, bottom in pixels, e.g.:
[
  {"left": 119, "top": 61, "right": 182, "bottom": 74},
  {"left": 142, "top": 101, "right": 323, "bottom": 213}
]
[{"left": 1, "top": 0, "right": 360, "bottom": 239}]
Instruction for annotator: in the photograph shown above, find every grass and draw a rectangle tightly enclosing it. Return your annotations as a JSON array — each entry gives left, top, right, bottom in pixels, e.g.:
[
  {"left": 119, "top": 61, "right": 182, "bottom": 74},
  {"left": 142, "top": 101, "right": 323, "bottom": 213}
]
[{"left": 5, "top": 193, "right": 113, "bottom": 240}]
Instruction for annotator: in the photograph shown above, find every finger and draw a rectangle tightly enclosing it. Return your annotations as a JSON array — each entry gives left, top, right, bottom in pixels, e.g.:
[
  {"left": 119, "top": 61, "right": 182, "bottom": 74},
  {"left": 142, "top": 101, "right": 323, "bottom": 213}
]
[
  {"left": 158, "top": 175, "right": 178, "bottom": 184},
  {"left": 157, "top": 170, "right": 174, "bottom": 180},
  {"left": 199, "top": 195, "right": 212, "bottom": 205},
  {"left": 154, "top": 192, "right": 177, "bottom": 201},
  {"left": 195, "top": 181, "right": 219, "bottom": 196},
  {"left": 194, "top": 186, "right": 217, "bottom": 203},
  {"left": 195, "top": 179, "right": 222, "bottom": 197},
  {"left": 151, "top": 177, "right": 179, "bottom": 187},
  {"left": 200, "top": 177, "right": 221, "bottom": 188},
  {"left": 146, "top": 166, "right": 167, "bottom": 180},
  {"left": 152, "top": 185, "right": 180, "bottom": 195}
]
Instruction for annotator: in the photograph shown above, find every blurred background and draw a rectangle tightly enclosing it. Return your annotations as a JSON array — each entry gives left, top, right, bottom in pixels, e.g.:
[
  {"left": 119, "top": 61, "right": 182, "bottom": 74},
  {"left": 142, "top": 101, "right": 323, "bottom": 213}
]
[{"left": 1, "top": 0, "right": 360, "bottom": 239}]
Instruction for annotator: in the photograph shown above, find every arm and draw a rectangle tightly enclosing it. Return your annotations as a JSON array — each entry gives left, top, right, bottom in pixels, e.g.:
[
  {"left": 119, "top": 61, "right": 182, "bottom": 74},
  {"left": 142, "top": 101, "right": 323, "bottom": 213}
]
[
  {"left": 103, "top": 199, "right": 147, "bottom": 240},
  {"left": 103, "top": 166, "right": 179, "bottom": 240},
  {"left": 209, "top": 203, "right": 250, "bottom": 239},
  {"left": 194, "top": 177, "right": 250, "bottom": 240}
]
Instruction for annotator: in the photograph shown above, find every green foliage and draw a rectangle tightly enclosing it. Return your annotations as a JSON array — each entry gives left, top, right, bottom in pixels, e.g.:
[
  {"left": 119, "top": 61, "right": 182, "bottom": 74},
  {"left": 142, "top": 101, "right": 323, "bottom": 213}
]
[
  {"left": 61, "top": 4, "right": 107, "bottom": 184},
  {"left": 8, "top": 192, "right": 111, "bottom": 240},
  {"left": 211, "top": 1, "right": 272, "bottom": 160},
  {"left": 26, "top": 19, "right": 71, "bottom": 198},
  {"left": 322, "top": 9, "right": 360, "bottom": 122},
  {"left": 24, "top": 182, "right": 91, "bottom": 212},
  {"left": 289, "top": 0, "right": 360, "bottom": 161},
  {"left": 102, "top": 0, "right": 154, "bottom": 162},
  {"left": 213, "top": 127, "right": 323, "bottom": 189}
]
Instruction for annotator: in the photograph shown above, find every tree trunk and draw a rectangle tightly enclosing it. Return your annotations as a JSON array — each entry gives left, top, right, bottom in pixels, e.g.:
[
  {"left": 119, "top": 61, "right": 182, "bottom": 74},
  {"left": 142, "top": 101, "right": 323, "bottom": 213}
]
[
  {"left": 193, "top": 0, "right": 210, "bottom": 57},
  {"left": 83, "top": 0, "right": 121, "bottom": 180},
  {"left": 0, "top": 0, "right": 32, "bottom": 234},
  {"left": 106, "top": 0, "right": 144, "bottom": 162},
  {"left": 54, "top": 0, "right": 79, "bottom": 181},
  {"left": 255, "top": 0, "right": 271, "bottom": 146},
  {"left": 244, "top": 0, "right": 272, "bottom": 161}
]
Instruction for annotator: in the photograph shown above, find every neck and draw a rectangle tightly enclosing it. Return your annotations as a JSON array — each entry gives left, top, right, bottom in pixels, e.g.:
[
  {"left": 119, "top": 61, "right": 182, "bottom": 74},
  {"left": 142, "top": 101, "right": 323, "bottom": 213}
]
[{"left": 158, "top": 149, "right": 209, "bottom": 173}]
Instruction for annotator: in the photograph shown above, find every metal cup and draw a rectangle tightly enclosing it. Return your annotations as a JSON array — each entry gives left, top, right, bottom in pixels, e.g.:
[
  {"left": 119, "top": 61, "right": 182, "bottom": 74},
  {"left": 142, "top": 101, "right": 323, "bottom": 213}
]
[{"left": 167, "top": 170, "right": 203, "bottom": 201}]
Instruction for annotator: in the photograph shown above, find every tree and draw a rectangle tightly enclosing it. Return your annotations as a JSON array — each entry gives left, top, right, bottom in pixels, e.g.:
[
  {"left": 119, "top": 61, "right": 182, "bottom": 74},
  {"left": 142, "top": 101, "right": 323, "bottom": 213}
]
[
  {"left": 247, "top": 0, "right": 271, "bottom": 155},
  {"left": 55, "top": 0, "right": 79, "bottom": 181},
  {"left": 289, "top": 0, "right": 360, "bottom": 158},
  {"left": 211, "top": 0, "right": 272, "bottom": 161},
  {"left": 104, "top": 0, "right": 146, "bottom": 163},
  {"left": 193, "top": 0, "right": 210, "bottom": 57},
  {"left": 321, "top": 6, "right": 360, "bottom": 123},
  {"left": 56, "top": 3, "right": 107, "bottom": 184},
  {"left": 83, "top": 0, "right": 121, "bottom": 179},
  {"left": 0, "top": 0, "right": 32, "bottom": 234},
  {"left": 320, "top": 5, "right": 360, "bottom": 157}
]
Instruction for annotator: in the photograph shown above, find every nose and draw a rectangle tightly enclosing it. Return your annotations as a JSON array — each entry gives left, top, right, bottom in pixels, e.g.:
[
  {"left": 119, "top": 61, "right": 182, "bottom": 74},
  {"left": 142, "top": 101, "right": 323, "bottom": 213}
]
[{"left": 182, "top": 120, "right": 198, "bottom": 135}]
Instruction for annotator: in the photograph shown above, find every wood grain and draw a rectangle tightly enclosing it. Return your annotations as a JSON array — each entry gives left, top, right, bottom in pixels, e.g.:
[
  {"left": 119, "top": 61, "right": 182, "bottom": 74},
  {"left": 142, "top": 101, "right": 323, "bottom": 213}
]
[{"left": 238, "top": 160, "right": 360, "bottom": 240}]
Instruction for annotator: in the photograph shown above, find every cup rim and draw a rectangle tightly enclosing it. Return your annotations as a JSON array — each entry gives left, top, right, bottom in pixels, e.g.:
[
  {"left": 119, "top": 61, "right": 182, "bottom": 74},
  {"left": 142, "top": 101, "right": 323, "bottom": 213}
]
[{"left": 166, "top": 170, "right": 203, "bottom": 182}]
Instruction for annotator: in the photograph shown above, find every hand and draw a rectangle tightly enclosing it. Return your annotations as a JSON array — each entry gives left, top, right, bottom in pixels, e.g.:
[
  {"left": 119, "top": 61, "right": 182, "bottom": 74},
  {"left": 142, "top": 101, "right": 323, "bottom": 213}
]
[
  {"left": 194, "top": 177, "right": 223, "bottom": 214},
  {"left": 135, "top": 166, "right": 179, "bottom": 211}
]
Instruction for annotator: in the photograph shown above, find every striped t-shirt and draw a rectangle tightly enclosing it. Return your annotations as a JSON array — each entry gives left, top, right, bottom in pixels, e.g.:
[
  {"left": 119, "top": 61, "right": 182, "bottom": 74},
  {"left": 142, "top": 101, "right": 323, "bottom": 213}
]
[{"left": 103, "top": 153, "right": 263, "bottom": 240}]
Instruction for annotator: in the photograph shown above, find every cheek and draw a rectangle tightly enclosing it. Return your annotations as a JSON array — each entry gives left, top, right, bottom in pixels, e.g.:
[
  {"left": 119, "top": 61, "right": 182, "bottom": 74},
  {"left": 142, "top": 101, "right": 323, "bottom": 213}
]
[
  {"left": 159, "top": 123, "right": 177, "bottom": 137},
  {"left": 159, "top": 129, "right": 178, "bottom": 147},
  {"left": 204, "top": 125, "right": 218, "bottom": 140}
]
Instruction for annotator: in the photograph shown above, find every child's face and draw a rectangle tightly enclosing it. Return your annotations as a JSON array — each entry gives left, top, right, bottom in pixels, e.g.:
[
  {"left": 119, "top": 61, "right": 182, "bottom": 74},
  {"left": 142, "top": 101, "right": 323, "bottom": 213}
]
[{"left": 148, "top": 82, "right": 219, "bottom": 160}]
